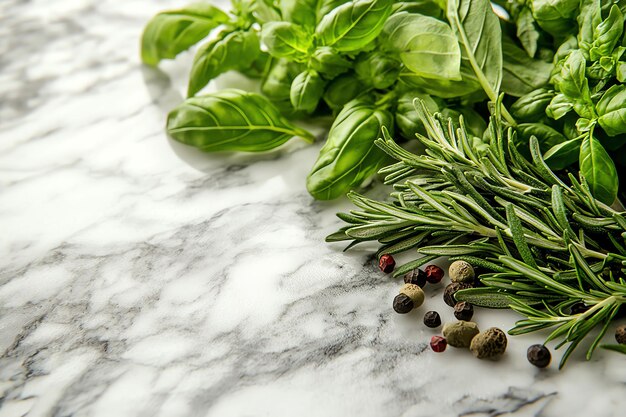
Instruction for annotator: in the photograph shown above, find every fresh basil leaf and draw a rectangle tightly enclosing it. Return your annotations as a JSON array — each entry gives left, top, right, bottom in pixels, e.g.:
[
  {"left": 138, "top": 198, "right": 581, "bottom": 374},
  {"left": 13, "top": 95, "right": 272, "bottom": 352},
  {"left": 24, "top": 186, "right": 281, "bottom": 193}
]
[
  {"left": 616, "top": 61, "right": 626, "bottom": 82},
  {"left": 261, "top": 22, "right": 312, "bottom": 61},
  {"left": 511, "top": 88, "right": 555, "bottom": 121},
  {"left": 589, "top": 5, "right": 624, "bottom": 61},
  {"left": 447, "top": 0, "right": 503, "bottom": 96},
  {"left": 290, "top": 70, "right": 325, "bottom": 112},
  {"left": 530, "top": 0, "right": 578, "bottom": 38},
  {"left": 398, "top": 62, "right": 481, "bottom": 99},
  {"left": 517, "top": 123, "right": 567, "bottom": 153},
  {"left": 309, "top": 46, "right": 351, "bottom": 78},
  {"left": 307, "top": 99, "right": 393, "bottom": 199},
  {"left": 596, "top": 84, "right": 626, "bottom": 136},
  {"left": 544, "top": 137, "right": 582, "bottom": 170},
  {"left": 323, "top": 74, "right": 366, "bottom": 111},
  {"left": 187, "top": 30, "right": 260, "bottom": 97},
  {"left": 239, "top": 52, "right": 272, "bottom": 79},
  {"left": 516, "top": 7, "right": 540, "bottom": 58},
  {"left": 354, "top": 52, "right": 401, "bottom": 89},
  {"left": 381, "top": 12, "right": 461, "bottom": 81},
  {"left": 167, "top": 89, "right": 314, "bottom": 152},
  {"left": 552, "top": 50, "right": 595, "bottom": 119},
  {"left": 546, "top": 93, "right": 574, "bottom": 120},
  {"left": 315, "top": 0, "right": 393, "bottom": 52},
  {"left": 391, "top": 0, "right": 444, "bottom": 19},
  {"left": 279, "top": 0, "right": 317, "bottom": 27},
  {"left": 501, "top": 35, "right": 553, "bottom": 97},
  {"left": 317, "top": 0, "right": 352, "bottom": 22},
  {"left": 577, "top": 0, "right": 601, "bottom": 54},
  {"left": 579, "top": 134, "right": 619, "bottom": 205},
  {"left": 261, "top": 59, "right": 302, "bottom": 100},
  {"left": 141, "top": 3, "right": 229, "bottom": 66},
  {"left": 395, "top": 92, "right": 441, "bottom": 139},
  {"left": 252, "top": 0, "right": 282, "bottom": 23}
]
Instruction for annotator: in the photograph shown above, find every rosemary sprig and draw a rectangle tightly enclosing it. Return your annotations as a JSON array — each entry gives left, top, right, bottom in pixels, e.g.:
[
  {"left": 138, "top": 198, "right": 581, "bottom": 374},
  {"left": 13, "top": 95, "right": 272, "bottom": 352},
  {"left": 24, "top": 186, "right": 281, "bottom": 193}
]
[{"left": 329, "top": 99, "right": 626, "bottom": 368}]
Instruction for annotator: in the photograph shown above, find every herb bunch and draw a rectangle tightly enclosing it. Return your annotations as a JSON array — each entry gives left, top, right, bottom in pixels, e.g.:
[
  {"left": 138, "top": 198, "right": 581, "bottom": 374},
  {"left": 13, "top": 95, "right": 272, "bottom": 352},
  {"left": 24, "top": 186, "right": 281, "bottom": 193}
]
[
  {"left": 329, "top": 99, "right": 626, "bottom": 367},
  {"left": 141, "top": 0, "right": 553, "bottom": 200}
]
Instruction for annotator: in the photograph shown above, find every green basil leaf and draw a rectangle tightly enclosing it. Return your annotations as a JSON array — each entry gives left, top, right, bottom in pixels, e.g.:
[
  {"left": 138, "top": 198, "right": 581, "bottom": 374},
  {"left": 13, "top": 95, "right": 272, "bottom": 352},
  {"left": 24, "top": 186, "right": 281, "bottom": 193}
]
[
  {"left": 597, "top": 84, "right": 626, "bottom": 136},
  {"left": 589, "top": 5, "right": 624, "bottom": 61},
  {"left": 290, "top": 70, "right": 326, "bottom": 112},
  {"left": 577, "top": 0, "right": 601, "bottom": 54},
  {"left": 239, "top": 52, "right": 272, "bottom": 79},
  {"left": 395, "top": 92, "right": 441, "bottom": 139},
  {"left": 381, "top": 12, "right": 461, "bottom": 81},
  {"left": 616, "top": 61, "right": 626, "bottom": 82},
  {"left": 546, "top": 93, "right": 574, "bottom": 120},
  {"left": 447, "top": 0, "right": 503, "bottom": 96},
  {"left": 354, "top": 52, "right": 401, "bottom": 89},
  {"left": 391, "top": 0, "right": 444, "bottom": 19},
  {"left": 307, "top": 100, "right": 393, "bottom": 199},
  {"left": 261, "top": 59, "right": 302, "bottom": 100},
  {"left": 398, "top": 61, "right": 481, "bottom": 99},
  {"left": 530, "top": 0, "right": 578, "bottom": 38},
  {"left": 141, "top": 3, "right": 229, "bottom": 66},
  {"left": 517, "top": 123, "right": 567, "bottom": 153},
  {"left": 323, "top": 73, "right": 366, "bottom": 111},
  {"left": 511, "top": 88, "right": 555, "bottom": 121},
  {"left": 309, "top": 46, "right": 351, "bottom": 78},
  {"left": 552, "top": 50, "right": 595, "bottom": 119},
  {"left": 579, "top": 134, "right": 618, "bottom": 205},
  {"left": 252, "top": 0, "right": 282, "bottom": 23},
  {"left": 315, "top": 0, "right": 393, "bottom": 52},
  {"left": 167, "top": 89, "right": 314, "bottom": 152},
  {"left": 501, "top": 35, "right": 553, "bottom": 97},
  {"left": 187, "top": 30, "right": 260, "bottom": 97},
  {"left": 279, "top": 0, "right": 316, "bottom": 27},
  {"left": 261, "top": 22, "right": 312, "bottom": 61},
  {"left": 516, "top": 7, "right": 540, "bottom": 58},
  {"left": 317, "top": 0, "right": 352, "bottom": 22},
  {"left": 544, "top": 137, "right": 582, "bottom": 170}
]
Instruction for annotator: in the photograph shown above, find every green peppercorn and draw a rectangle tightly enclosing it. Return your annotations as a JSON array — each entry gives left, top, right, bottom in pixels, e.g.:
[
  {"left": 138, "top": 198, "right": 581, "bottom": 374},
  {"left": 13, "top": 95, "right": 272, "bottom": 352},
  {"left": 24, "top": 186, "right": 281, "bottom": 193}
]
[
  {"left": 442, "top": 320, "right": 479, "bottom": 348},
  {"left": 448, "top": 260, "right": 475, "bottom": 283},
  {"left": 443, "top": 282, "right": 473, "bottom": 306},
  {"left": 423, "top": 311, "right": 441, "bottom": 328},
  {"left": 615, "top": 324, "right": 626, "bottom": 344},
  {"left": 470, "top": 327, "right": 507, "bottom": 360},
  {"left": 400, "top": 283, "right": 424, "bottom": 308},
  {"left": 453, "top": 301, "right": 474, "bottom": 321},
  {"left": 527, "top": 344, "right": 551, "bottom": 368}
]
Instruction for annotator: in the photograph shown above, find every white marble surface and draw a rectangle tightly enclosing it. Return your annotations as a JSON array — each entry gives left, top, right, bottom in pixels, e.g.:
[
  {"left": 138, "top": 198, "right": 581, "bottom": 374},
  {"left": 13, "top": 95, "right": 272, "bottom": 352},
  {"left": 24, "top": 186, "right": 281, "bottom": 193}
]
[{"left": 1, "top": 1, "right": 626, "bottom": 416}]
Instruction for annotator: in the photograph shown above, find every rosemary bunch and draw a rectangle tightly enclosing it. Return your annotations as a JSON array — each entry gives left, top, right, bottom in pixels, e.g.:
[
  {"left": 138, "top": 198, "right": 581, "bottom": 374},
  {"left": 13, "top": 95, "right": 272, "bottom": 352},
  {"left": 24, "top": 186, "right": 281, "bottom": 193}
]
[{"left": 328, "top": 100, "right": 626, "bottom": 368}]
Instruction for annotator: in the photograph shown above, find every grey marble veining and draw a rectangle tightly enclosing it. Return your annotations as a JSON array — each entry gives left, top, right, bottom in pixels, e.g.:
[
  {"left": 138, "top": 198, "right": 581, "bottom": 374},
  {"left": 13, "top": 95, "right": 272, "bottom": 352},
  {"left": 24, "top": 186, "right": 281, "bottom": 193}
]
[{"left": 1, "top": 1, "right": 626, "bottom": 416}]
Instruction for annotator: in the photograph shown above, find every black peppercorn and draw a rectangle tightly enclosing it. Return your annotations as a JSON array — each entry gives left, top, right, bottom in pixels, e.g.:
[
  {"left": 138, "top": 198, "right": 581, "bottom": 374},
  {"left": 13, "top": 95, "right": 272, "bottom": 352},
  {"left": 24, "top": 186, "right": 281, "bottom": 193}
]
[
  {"left": 443, "top": 282, "right": 473, "bottom": 306},
  {"left": 454, "top": 301, "right": 474, "bottom": 321},
  {"left": 393, "top": 294, "right": 414, "bottom": 314},
  {"left": 615, "top": 324, "right": 626, "bottom": 344},
  {"left": 570, "top": 302, "right": 590, "bottom": 315},
  {"left": 527, "top": 344, "right": 551, "bottom": 368},
  {"left": 404, "top": 269, "right": 427, "bottom": 287},
  {"left": 423, "top": 311, "right": 441, "bottom": 328}
]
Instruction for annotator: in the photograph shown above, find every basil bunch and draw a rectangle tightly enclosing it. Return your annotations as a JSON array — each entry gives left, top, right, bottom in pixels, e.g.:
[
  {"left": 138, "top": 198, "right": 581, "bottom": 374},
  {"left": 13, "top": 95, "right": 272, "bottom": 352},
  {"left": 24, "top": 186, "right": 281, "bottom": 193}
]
[
  {"left": 503, "top": 0, "right": 626, "bottom": 205},
  {"left": 141, "top": 0, "right": 562, "bottom": 200}
]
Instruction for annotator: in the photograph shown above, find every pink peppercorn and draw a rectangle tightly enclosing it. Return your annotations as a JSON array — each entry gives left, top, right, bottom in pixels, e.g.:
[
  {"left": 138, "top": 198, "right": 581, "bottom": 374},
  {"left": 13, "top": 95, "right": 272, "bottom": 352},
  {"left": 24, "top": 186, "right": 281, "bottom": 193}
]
[
  {"left": 378, "top": 254, "right": 396, "bottom": 273},
  {"left": 424, "top": 265, "right": 444, "bottom": 283},
  {"left": 430, "top": 335, "right": 447, "bottom": 353}
]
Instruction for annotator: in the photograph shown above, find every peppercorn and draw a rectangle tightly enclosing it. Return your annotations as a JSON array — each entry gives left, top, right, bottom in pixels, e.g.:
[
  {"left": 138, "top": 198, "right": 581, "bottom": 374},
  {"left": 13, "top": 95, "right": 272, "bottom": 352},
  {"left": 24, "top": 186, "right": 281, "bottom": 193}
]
[
  {"left": 430, "top": 336, "right": 447, "bottom": 353},
  {"left": 379, "top": 254, "right": 395, "bottom": 273},
  {"left": 393, "top": 294, "right": 413, "bottom": 314},
  {"left": 400, "top": 283, "right": 425, "bottom": 307},
  {"left": 443, "top": 282, "right": 473, "bottom": 306},
  {"left": 470, "top": 327, "right": 507, "bottom": 360},
  {"left": 527, "top": 344, "right": 551, "bottom": 368},
  {"left": 423, "top": 311, "right": 442, "bottom": 328},
  {"left": 570, "top": 302, "right": 590, "bottom": 315},
  {"left": 448, "top": 260, "right": 475, "bottom": 283},
  {"left": 404, "top": 268, "right": 427, "bottom": 287},
  {"left": 442, "top": 320, "right": 479, "bottom": 348},
  {"left": 424, "top": 265, "right": 444, "bottom": 284},
  {"left": 615, "top": 324, "right": 626, "bottom": 344},
  {"left": 454, "top": 301, "right": 474, "bottom": 321}
]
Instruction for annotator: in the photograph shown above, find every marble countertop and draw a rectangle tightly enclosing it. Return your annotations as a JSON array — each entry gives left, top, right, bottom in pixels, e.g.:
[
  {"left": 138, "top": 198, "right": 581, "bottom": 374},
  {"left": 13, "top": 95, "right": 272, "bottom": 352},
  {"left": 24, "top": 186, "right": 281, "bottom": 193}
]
[{"left": 1, "top": 1, "right": 626, "bottom": 416}]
